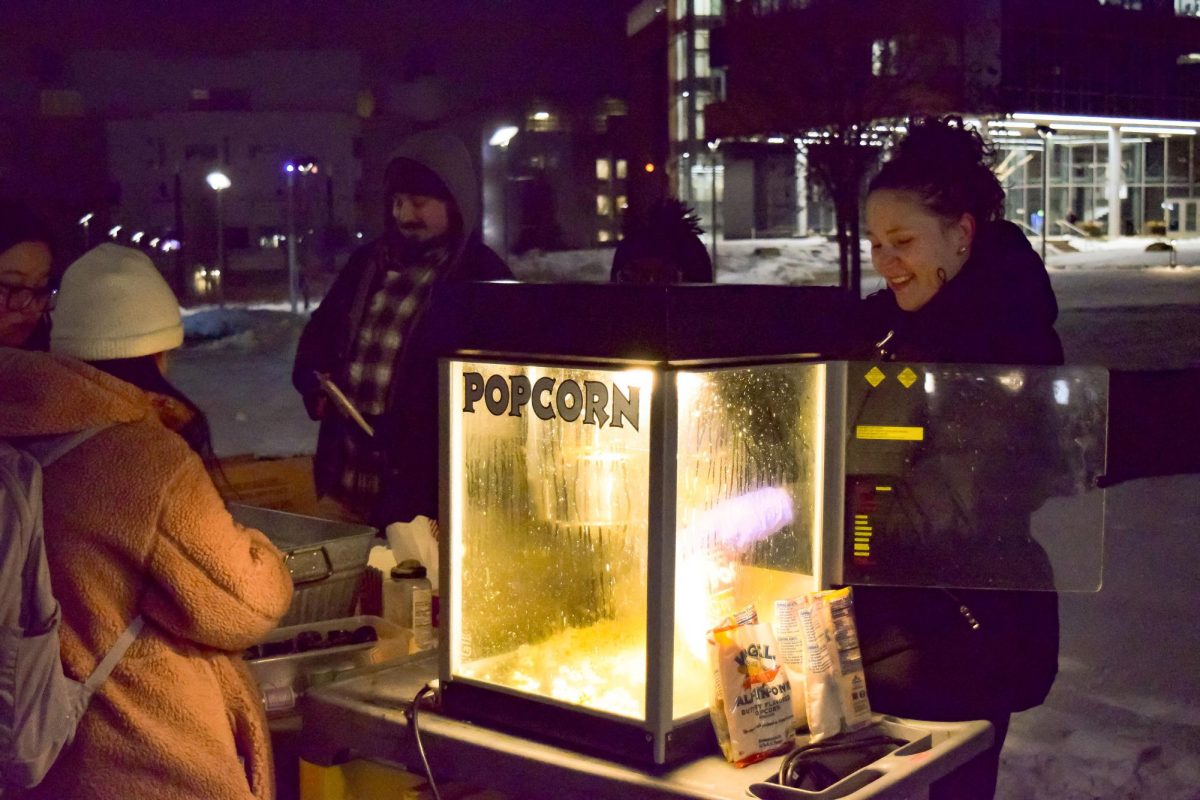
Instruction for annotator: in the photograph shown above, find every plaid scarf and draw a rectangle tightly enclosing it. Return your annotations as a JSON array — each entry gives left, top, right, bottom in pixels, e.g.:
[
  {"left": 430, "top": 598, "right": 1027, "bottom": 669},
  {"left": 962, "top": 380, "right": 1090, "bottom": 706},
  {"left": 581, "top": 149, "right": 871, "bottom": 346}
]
[{"left": 331, "top": 240, "right": 447, "bottom": 517}]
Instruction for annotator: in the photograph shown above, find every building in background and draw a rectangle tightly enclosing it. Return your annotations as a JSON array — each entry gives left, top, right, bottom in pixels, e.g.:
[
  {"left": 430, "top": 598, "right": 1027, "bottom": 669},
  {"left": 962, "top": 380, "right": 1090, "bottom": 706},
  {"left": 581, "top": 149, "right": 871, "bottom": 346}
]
[
  {"left": 0, "top": 1, "right": 630, "bottom": 296},
  {"left": 86, "top": 51, "right": 363, "bottom": 283},
  {"left": 639, "top": 0, "right": 1200, "bottom": 246},
  {"left": 481, "top": 98, "right": 631, "bottom": 256},
  {"left": 0, "top": 47, "right": 367, "bottom": 299}
]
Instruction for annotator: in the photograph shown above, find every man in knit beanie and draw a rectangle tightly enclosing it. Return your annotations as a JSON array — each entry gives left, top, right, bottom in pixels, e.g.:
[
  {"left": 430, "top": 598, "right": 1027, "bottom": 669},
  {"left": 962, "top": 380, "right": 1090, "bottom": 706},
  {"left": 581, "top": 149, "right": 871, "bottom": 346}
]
[
  {"left": 293, "top": 130, "right": 512, "bottom": 527},
  {"left": 50, "top": 243, "right": 183, "bottom": 362}
]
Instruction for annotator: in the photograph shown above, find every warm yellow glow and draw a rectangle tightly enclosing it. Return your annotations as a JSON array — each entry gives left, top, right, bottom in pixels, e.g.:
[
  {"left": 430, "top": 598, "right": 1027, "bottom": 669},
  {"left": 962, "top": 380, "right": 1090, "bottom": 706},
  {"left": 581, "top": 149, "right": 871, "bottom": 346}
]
[
  {"left": 812, "top": 363, "right": 827, "bottom": 587},
  {"left": 448, "top": 362, "right": 466, "bottom": 673},
  {"left": 644, "top": 162, "right": 655, "bottom": 173},
  {"left": 459, "top": 618, "right": 648, "bottom": 719},
  {"left": 614, "top": 367, "right": 655, "bottom": 397},
  {"left": 675, "top": 549, "right": 738, "bottom": 662},
  {"left": 997, "top": 371, "right": 1026, "bottom": 394}
]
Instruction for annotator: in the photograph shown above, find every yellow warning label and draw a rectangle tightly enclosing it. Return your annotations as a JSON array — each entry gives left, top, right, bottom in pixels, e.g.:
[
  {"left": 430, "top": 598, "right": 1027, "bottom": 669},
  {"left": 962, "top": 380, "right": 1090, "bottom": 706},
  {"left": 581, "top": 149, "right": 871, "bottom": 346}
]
[
  {"left": 897, "top": 367, "right": 918, "bottom": 389},
  {"left": 856, "top": 425, "right": 925, "bottom": 441},
  {"left": 865, "top": 366, "right": 885, "bottom": 387}
]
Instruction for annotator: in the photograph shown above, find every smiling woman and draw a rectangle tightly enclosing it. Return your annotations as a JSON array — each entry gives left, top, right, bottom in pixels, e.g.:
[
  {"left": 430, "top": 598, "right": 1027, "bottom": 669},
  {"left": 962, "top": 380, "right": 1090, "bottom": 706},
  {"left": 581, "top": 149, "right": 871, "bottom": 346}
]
[
  {"left": 0, "top": 199, "right": 56, "bottom": 350},
  {"left": 857, "top": 116, "right": 1061, "bottom": 366},
  {"left": 850, "top": 115, "right": 1064, "bottom": 800}
]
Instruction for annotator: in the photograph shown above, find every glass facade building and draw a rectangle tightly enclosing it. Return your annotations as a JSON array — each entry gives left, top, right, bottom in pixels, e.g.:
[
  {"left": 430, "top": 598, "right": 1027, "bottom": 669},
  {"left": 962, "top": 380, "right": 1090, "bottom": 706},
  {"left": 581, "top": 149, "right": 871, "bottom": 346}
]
[
  {"left": 653, "top": 0, "right": 1200, "bottom": 245},
  {"left": 666, "top": 0, "right": 724, "bottom": 235}
]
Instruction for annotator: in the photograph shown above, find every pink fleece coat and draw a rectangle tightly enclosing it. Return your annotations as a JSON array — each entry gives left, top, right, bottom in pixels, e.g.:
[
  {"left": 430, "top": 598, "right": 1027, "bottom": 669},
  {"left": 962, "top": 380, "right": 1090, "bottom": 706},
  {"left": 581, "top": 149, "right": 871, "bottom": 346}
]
[{"left": 0, "top": 349, "right": 294, "bottom": 800}]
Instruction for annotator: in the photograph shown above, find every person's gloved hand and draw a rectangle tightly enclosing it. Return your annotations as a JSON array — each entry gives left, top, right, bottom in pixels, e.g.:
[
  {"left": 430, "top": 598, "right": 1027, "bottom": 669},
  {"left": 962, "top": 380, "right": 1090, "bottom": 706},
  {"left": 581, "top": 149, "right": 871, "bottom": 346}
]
[
  {"left": 303, "top": 392, "right": 328, "bottom": 421},
  {"left": 303, "top": 372, "right": 331, "bottom": 420}
]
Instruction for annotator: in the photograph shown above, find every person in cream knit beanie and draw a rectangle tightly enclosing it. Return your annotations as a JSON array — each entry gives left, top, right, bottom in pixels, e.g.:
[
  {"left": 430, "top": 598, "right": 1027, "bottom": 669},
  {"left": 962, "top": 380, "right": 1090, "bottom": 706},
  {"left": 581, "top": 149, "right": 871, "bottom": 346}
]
[{"left": 51, "top": 243, "right": 183, "bottom": 360}]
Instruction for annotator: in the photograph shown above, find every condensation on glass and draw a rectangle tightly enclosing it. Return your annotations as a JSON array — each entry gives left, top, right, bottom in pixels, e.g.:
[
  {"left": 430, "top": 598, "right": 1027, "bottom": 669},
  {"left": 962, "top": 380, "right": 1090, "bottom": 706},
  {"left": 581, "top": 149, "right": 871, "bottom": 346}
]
[{"left": 446, "top": 359, "right": 827, "bottom": 724}]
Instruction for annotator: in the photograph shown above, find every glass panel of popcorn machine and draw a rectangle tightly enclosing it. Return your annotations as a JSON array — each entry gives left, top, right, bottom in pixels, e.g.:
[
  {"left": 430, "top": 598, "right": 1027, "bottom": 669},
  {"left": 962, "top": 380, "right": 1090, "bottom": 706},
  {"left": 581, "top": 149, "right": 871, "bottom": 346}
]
[
  {"left": 673, "top": 363, "right": 826, "bottom": 719},
  {"left": 449, "top": 361, "right": 654, "bottom": 720}
]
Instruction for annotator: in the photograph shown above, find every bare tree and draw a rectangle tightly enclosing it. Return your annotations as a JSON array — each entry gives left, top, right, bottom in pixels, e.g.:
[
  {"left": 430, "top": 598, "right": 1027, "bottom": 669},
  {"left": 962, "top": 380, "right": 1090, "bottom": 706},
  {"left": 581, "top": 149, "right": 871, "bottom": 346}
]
[{"left": 708, "top": 0, "right": 974, "bottom": 296}]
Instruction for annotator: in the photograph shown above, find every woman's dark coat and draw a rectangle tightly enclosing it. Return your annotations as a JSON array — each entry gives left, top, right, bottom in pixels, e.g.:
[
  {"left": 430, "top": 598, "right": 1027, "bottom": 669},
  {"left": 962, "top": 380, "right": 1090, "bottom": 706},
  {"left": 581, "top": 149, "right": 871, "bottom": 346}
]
[{"left": 850, "top": 219, "right": 1063, "bottom": 721}]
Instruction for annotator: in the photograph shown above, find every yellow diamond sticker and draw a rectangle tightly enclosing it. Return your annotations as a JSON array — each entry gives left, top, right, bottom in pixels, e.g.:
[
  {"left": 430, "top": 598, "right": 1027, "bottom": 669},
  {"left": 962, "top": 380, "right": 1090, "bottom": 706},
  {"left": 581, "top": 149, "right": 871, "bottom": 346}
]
[
  {"left": 865, "top": 366, "right": 885, "bottom": 387},
  {"left": 897, "top": 367, "right": 918, "bottom": 389}
]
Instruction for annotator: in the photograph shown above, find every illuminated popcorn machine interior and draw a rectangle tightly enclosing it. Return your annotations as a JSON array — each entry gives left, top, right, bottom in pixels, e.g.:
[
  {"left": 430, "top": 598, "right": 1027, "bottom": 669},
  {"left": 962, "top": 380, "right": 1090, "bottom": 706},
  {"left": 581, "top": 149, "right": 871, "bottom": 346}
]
[{"left": 439, "top": 356, "right": 837, "bottom": 765}]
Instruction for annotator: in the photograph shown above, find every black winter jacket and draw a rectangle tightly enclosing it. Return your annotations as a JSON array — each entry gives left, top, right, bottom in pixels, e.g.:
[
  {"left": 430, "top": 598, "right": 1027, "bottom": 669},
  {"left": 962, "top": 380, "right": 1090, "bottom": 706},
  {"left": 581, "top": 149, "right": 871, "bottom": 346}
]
[
  {"left": 293, "top": 234, "right": 510, "bottom": 526},
  {"left": 849, "top": 219, "right": 1063, "bottom": 721},
  {"left": 294, "top": 132, "right": 513, "bottom": 526}
]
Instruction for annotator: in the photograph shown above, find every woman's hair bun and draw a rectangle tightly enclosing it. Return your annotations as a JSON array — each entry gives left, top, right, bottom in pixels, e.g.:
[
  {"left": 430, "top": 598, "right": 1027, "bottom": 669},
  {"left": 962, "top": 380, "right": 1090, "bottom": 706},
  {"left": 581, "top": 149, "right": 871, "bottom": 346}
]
[
  {"left": 869, "top": 115, "right": 1006, "bottom": 224},
  {"left": 892, "top": 115, "right": 992, "bottom": 170}
]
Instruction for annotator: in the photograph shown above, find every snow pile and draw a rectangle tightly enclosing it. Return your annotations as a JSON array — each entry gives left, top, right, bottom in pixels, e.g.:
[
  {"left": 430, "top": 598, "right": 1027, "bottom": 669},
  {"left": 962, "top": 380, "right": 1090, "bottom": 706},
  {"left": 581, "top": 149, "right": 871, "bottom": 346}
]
[
  {"left": 508, "top": 236, "right": 864, "bottom": 287},
  {"left": 174, "top": 304, "right": 317, "bottom": 458},
  {"left": 998, "top": 474, "right": 1200, "bottom": 799}
]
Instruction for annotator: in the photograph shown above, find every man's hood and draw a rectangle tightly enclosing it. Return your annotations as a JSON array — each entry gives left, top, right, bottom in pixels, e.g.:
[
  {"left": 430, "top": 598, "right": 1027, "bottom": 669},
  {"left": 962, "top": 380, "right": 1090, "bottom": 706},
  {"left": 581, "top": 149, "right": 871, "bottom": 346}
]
[
  {"left": 0, "top": 348, "right": 148, "bottom": 438},
  {"left": 386, "top": 131, "right": 481, "bottom": 239}
]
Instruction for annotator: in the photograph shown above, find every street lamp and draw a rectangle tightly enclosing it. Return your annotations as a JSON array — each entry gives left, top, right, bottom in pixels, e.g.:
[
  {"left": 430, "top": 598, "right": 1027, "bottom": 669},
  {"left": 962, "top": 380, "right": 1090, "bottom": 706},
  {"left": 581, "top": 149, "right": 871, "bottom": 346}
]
[
  {"left": 489, "top": 125, "right": 519, "bottom": 259},
  {"left": 284, "top": 158, "right": 318, "bottom": 313},
  {"left": 206, "top": 170, "right": 231, "bottom": 305},
  {"left": 707, "top": 139, "right": 721, "bottom": 275},
  {"left": 1035, "top": 125, "right": 1054, "bottom": 264},
  {"left": 78, "top": 213, "right": 94, "bottom": 249}
]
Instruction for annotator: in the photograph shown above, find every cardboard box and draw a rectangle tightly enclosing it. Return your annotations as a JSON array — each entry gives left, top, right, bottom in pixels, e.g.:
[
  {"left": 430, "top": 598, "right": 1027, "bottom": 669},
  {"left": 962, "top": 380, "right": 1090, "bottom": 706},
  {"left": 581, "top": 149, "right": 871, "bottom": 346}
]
[{"left": 217, "top": 454, "right": 321, "bottom": 515}]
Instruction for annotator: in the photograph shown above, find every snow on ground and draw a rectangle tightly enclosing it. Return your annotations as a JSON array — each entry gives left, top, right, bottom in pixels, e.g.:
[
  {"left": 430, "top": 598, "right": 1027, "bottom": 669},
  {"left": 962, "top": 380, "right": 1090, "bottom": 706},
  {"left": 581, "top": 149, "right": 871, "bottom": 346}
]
[{"left": 170, "top": 236, "right": 1200, "bottom": 800}]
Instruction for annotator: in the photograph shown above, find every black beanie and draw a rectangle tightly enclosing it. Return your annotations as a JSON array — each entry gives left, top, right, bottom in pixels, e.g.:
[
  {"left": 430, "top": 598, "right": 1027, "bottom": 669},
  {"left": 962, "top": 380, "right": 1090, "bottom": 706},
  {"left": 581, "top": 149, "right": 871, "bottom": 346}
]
[{"left": 384, "top": 157, "right": 454, "bottom": 204}]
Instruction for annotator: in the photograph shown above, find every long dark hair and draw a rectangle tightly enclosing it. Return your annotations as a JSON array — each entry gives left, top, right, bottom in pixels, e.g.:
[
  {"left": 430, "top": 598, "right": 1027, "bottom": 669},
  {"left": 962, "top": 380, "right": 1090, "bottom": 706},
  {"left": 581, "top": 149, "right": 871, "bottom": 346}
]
[
  {"left": 87, "top": 355, "right": 218, "bottom": 470},
  {"left": 869, "top": 115, "right": 1006, "bottom": 226}
]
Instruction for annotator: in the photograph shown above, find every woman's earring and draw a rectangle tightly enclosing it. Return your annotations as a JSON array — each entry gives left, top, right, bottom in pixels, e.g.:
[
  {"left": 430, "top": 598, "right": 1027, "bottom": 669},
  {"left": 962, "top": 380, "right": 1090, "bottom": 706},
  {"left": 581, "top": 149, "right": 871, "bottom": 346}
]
[{"left": 956, "top": 246, "right": 967, "bottom": 255}]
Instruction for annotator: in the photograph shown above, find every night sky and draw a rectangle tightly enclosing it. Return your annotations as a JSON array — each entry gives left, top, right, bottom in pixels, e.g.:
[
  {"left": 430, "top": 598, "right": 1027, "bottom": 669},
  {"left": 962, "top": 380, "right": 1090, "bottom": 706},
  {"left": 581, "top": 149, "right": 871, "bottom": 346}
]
[{"left": 1, "top": 1, "right": 638, "bottom": 108}]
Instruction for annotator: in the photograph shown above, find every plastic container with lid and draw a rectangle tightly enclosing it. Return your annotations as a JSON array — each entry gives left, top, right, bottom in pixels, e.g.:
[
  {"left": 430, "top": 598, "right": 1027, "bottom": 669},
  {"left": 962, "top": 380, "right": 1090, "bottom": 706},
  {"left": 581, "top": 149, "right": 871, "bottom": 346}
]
[{"left": 384, "top": 559, "right": 434, "bottom": 651}]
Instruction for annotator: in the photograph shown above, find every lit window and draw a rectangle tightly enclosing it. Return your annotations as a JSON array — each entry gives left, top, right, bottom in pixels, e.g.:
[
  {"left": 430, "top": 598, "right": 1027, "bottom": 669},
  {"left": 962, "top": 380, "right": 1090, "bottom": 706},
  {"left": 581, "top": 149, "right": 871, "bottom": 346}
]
[
  {"left": 694, "top": 0, "right": 722, "bottom": 15},
  {"left": 694, "top": 29, "right": 711, "bottom": 78},
  {"left": 673, "top": 96, "right": 690, "bottom": 143},
  {"left": 694, "top": 90, "right": 713, "bottom": 140},
  {"left": 872, "top": 38, "right": 899, "bottom": 77},
  {"left": 597, "top": 158, "right": 611, "bottom": 181},
  {"left": 526, "top": 110, "right": 562, "bottom": 132},
  {"left": 598, "top": 229, "right": 612, "bottom": 243},
  {"left": 617, "top": 195, "right": 628, "bottom": 212},
  {"left": 616, "top": 159, "right": 628, "bottom": 179},
  {"left": 671, "top": 33, "right": 688, "bottom": 83},
  {"left": 597, "top": 195, "right": 612, "bottom": 216}
]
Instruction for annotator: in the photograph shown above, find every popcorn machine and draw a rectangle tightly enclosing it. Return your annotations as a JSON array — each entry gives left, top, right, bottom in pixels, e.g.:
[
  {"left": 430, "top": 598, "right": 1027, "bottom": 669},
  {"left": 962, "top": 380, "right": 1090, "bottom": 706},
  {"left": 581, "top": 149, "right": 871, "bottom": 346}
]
[{"left": 437, "top": 348, "right": 1108, "bottom": 766}]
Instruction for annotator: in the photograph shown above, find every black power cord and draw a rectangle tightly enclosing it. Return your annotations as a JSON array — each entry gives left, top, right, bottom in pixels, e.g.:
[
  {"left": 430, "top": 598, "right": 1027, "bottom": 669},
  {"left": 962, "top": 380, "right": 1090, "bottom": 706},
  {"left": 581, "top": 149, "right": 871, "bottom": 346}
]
[
  {"left": 777, "top": 734, "right": 908, "bottom": 791},
  {"left": 408, "top": 682, "right": 442, "bottom": 800}
]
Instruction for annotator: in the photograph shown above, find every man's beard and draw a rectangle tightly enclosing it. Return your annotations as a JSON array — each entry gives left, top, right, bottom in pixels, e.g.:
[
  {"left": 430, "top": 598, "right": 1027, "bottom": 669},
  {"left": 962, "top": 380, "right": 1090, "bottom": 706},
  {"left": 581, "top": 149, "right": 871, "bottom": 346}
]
[{"left": 388, "top": 226, "right": 454, "bottom": 260}]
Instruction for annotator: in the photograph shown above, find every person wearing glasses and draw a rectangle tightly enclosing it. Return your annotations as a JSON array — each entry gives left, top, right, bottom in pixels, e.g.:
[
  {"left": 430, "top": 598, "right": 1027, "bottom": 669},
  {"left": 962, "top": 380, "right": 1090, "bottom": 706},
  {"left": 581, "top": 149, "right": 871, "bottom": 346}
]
[
  {"left": 0, "top": 199, "right": 57, "bottom": 350},
  {"left": 3, "top": 243, "right": 294, "bottom": 800}
]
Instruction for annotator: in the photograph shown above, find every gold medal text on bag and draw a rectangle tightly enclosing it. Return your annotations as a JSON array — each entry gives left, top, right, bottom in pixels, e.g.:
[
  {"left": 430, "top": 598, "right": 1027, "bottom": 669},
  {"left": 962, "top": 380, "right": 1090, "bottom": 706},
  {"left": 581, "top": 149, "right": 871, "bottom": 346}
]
[{"left": 462, "top": 371, "right": 640, "bottom": 431}]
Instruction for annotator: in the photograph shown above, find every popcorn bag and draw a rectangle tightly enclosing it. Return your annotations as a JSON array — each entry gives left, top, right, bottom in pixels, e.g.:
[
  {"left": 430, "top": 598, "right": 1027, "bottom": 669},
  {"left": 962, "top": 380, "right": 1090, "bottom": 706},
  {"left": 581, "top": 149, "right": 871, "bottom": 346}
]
[
  {"left": 707, "top": 618, "right": 795, "bottom": 767},
  {"left": 794, "top": 587, "right": 872, "bottom": 743},
  {"left": 771, "top": 598, "right": 810, "bottom": 731}
]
